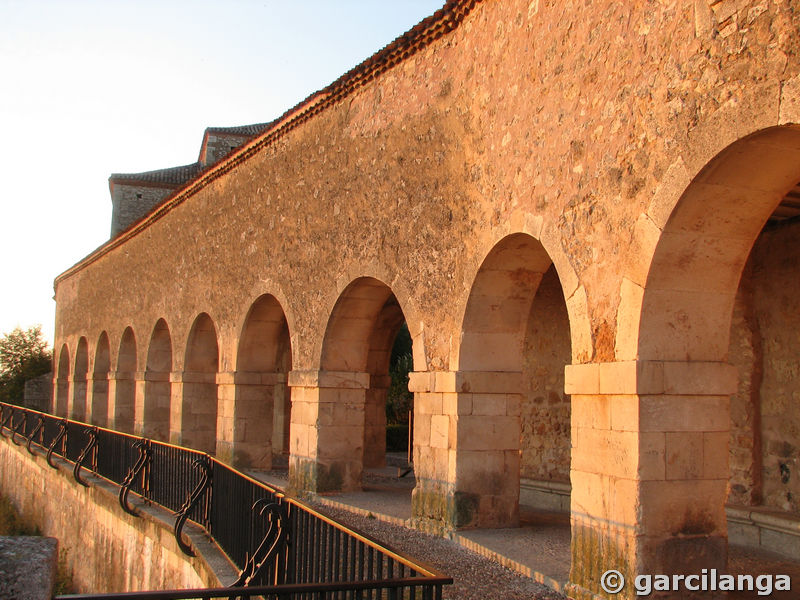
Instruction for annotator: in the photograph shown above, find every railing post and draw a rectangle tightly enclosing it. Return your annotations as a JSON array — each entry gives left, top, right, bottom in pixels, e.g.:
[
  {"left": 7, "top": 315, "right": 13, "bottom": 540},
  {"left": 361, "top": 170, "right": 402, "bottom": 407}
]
[
  {"left": 11, "top": 409, "right": 26, "bottom": 446},
  {"left": 118, "top": 438, "right": 152, "bottom": 515},
  {"left": 173, "top": 455, "right": 212, "bottom": 556},
  {"left": 73, "top": 426, "right": 99, "bottom": 487},
  {"left": 46, "top": 418, "right": 68, "bottom": 469},
  {"left": 26, "top": 413, "right": 45, "bottom": 455}
]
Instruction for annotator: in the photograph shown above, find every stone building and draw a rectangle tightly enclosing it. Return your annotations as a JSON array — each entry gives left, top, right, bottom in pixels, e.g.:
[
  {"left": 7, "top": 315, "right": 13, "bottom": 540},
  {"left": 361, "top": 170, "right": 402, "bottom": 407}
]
[
  {"left": 109, "top": 123, "right": 271, "bottom": 237},
  {"left": 23, "top": 371, "right": 52, "bottom": 413},
  {"left": 49, "top": 1, "right": 800, "bottom": 598}
]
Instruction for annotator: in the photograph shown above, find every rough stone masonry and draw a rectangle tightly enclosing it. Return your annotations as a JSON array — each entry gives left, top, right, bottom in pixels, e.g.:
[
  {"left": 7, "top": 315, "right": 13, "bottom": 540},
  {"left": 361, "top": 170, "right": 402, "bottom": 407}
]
[{"left": 45, "top": 1, "right": 800, "bottom": 599}]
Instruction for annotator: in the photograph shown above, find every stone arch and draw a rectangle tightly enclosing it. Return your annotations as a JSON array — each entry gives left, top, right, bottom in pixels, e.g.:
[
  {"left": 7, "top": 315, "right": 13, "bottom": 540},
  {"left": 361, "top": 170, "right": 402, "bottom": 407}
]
[
  {"left": 321, "top": 277, "right": 402, "bottom": 373},
  {"left": 635, "top": 127, "right": 800, "bottom": 362},
  {"left": 454, "top": 211, "right": 592, "bottom": 366},
  {"left": 310, "top": 261, "right": 427, "bottom": 373},
  {"left": 608, "top": 124, "right": 800, "bottom": 574},
  {"left": 141, "top": 319, "right": 172, "bottom": 441},
  {"left": 290, "top": 277, "right": 412, "bottom": 493},
  {"left": 179, "top": 313, "right": 219, "bottom": 454},
  {"left": 113, "top": 327, "right": 137, "bottom": 433},
  {"left": 225, "top": 294, "right": 293, "bottom": 468},
  {"left": 458, "top": 233, "right": 558, "bottom": 372},
  {"left": 452, "top": 232, "right": 573, "bottom": 527},
  {"left": 71, "top": 337, "right": 89, "bottom": 421},
  {"left": 321, "top": 277, "right": 412, "bottom": 466},
  {"left": 55, "top": 344, "right": 70, "bottom": 416},
  {"left": 91, "top": 332, "right": 110, "bottom": 426}
]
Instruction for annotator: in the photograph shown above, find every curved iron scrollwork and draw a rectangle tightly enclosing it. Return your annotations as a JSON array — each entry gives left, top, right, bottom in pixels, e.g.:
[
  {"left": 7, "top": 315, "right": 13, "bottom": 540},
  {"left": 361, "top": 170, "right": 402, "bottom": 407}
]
[
  {"left": 73, "top": 426, "right": 99, "bottom": 487},
  {"left": 0, "top": 405, "right": 13, "bottom": 439},
  {"left": 173, "top": 456, "right": 212, "bottom": 557},
  {"left": 26, "top": 414, "right": 45, "bottom": 455},
  {"left": 10, "top": 411, "right": 26, "bottom": 446},
  {"left": 118, "top": 438, "right": 152, "bottom": 516},
  {"left": 46, "top": 418, "right": 68, "bottom": 469},
  {"left": 230, "top": 499, "right": 289, "bottom": 591}
]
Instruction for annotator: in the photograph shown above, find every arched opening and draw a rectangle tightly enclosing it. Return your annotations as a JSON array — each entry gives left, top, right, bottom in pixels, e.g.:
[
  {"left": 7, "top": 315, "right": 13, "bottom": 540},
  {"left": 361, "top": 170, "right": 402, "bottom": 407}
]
[
  {"left": 55, "top": 344, "right": 70, "bottom": 416},
  {"left": 291, "top": 277, "right": 412, "bottom": 494},
  {"left": 456, "top": 233, "right": 572, "bottom": 529},
  {"left": 181, "top": 313, "right": 219, "bottom": 454},
  {"left": 232, "top": 295, "right": 292, "bottom": 469},
  {"left": 91, "top": 332, "right": 110, "bottom": 426},
  {"left": 142, "top": 319, "right": 172, "bottom": 441},
  {"left": 521, "top": 265, "right": 572, "bottom": 512},
  {"left": 633, "top": 125, "right": 800, "bottom": 570},
  {"left": 114, "top": 327, "right": 137, "bottom": 433},
  {"left": 71, "top": 338, "right": 88, "bottom": 421},
  {"left": 363, "top": 296, "right": 409, "bottom": 469}
]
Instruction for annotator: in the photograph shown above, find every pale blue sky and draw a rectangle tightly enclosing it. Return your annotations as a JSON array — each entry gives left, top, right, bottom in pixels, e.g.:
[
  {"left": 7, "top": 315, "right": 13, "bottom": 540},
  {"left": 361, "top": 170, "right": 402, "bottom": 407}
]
[{"left": 0, "top": 0, "right": 444, "bottom": 345}]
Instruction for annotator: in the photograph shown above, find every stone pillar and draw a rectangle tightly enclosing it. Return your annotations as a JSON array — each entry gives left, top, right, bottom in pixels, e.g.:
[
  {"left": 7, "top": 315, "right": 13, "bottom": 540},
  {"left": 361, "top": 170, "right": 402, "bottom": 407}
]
[
  {"left": 363, "top": 373, "right": 390, "bottom": 468},
  {"left": 170, "top": 371, "right": 218, "bottom": 454},
  {"left": 169, "top": 370, "right": 184, "bottom": 446},
  {"left": 108, "top": 371, "right": 136, "bottom": 433},
  {"left": 272, "top": 377, "right": 290, "bottom": 455},
  {"left": 133, "top": 371, "right": 171, "bottom": 441},
  {"left": 67, "top": 375, "right": 87, "bottom": 422},
  {"left": 216, "top": 371, "right": 279, "bottom": 469},
  {"left": 409, "top": 371, "right": 521, "bottom": 532},
  {"left": 52, "top": 376, "right": 66, "bottom": 416},
  {"left": 133, "top": 370, "right": 147, "bottom": 436},
  {"left": 89, "top": 373, "right": 109, "bottom": 426},
  {"left": 288, "top": 370, "right": 369, "bottom": 495},
  {"left": 564, "top": 361, "right": 737, "bottom": 600}
]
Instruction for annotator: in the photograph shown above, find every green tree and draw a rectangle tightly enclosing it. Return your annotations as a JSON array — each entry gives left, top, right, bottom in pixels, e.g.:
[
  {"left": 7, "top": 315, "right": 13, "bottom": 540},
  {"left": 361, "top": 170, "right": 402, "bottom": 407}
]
[
  {"left": 0, "top": 325, "right": 52, "bottom": 405},
  {"left": 386, "top": 323, "right": 413, "bottom": 425}
]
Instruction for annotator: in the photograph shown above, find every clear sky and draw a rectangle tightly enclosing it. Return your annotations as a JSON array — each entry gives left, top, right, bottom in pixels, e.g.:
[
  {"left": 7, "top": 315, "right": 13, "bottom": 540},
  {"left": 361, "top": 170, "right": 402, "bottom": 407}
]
[{"left": 0, "top": 0, "right": 444, "bottom": 347}]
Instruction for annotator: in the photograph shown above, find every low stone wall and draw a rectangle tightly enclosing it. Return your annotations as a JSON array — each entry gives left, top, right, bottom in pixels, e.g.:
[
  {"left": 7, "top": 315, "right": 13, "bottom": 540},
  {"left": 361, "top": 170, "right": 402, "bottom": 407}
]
[
  {"left": 0, "top": 436, "right": 233, "bottom": 594},
  {"left": 520, "top": 478, "right": 570, "bottom": 514},
  {"left": 521, "top": 478, "right": 800, "bottom": 561},
  {"left": 728, "top": 505, "right": 800, "bottom": 560}
]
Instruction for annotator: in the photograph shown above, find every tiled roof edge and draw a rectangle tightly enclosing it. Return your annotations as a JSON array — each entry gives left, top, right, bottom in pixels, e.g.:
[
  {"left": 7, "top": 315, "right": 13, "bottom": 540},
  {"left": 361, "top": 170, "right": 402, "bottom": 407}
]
[
  {"left": 204, "top": 122, "right": 274, "bottom": 136},
  {"left": 55, "top": 0, "right": 481, "bottom": 288},
  {"left": 109, "top": 162, "right": 206, "bottom": 187}
]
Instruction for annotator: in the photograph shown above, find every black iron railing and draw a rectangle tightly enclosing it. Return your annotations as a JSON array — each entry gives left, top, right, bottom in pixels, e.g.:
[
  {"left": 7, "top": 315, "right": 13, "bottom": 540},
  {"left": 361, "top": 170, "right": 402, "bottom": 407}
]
[{"left": 0, "top": 402, "right": 451, "bottom": 600}]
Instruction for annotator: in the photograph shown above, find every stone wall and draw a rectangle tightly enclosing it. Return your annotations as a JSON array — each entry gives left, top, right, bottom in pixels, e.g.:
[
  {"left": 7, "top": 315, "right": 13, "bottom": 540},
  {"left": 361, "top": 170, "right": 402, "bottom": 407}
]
[
  {"left": 729, "top": 218, "right": 800, "bottom": 514},
  {"left": 23, "top": 372, "right": 53, "bottom": 413},
  {"left": 752, "top": 221, "right": 800, "bottom": 514},
  {"left": 728, "top": 260, "right": 762, "bottom": 506},
  {"left": 110, "top": 183, "right": 172, "bottom": 238},
  {"left": 0, "top": 436, "right": 224, "bottom": 594},
  {"left": 521, "top": 265, "right": 571, "bottom": 483},
  {"left": 46, "top": 0, "right": 800, "bottom": 591}
]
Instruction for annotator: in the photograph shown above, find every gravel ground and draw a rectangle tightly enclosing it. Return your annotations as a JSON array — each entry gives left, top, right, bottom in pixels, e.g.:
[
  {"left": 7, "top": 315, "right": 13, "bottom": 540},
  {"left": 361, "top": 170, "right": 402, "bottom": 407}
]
[{"left": 307, "top": 500, "right": 567, "bottom": 600}]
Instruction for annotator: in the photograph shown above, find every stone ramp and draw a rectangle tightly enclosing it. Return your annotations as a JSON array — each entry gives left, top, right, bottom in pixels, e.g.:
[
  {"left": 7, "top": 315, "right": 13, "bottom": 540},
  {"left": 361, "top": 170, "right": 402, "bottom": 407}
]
[
  {"left": 248, "top": 467, "right": 571, "bottom": 591},
  {"left": 250, "top": 466, "right": 800, "bottom": 598}
]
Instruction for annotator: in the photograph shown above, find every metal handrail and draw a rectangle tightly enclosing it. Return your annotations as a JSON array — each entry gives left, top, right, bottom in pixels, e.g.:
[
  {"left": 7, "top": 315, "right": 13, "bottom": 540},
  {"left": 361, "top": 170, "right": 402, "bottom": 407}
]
[
  {"left": 0, "top": 402, "right": 452, "bottom": 599},
  {"left": 56, "top": 577, "right": 452, "bottom": 599}
]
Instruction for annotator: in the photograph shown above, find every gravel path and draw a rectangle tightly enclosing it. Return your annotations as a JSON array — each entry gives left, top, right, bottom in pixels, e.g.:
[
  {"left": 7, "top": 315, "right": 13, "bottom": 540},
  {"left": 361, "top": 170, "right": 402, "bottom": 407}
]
[{"left": 308, "top": 500, "right": 567, "bottom": 600}]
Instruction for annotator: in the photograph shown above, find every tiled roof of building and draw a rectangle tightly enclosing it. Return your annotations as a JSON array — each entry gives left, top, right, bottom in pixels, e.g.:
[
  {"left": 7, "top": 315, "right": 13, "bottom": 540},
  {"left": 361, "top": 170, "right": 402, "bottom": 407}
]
[
  {"left": 109, "top": 162, "right": 207, "bottom": 187},
  {"left": 205, "top": 122, "right": 273, "bottom": 137}
]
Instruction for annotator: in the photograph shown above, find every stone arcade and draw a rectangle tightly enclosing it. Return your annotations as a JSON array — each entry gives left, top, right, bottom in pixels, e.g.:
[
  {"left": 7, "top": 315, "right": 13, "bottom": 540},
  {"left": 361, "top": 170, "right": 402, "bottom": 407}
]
[{"left": 48, "top": 1, "right": 800, "bottom": 598}]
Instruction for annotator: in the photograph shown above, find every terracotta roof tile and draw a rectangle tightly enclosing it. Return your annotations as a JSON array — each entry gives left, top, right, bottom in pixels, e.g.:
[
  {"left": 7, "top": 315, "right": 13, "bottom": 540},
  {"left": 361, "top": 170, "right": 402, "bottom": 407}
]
[
  {"left": 204, "top": 122, "right": 273, "bottom": 137},
  {"left": 109, "top": 162, "right": 207, "bottom": 187}
]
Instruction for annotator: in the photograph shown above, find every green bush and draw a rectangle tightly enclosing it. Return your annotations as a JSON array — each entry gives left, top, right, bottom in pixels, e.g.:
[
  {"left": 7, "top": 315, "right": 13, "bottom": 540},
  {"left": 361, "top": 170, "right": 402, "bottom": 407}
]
[{"left": 386, "top": 423, "right": 409, "bottom": 452}]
